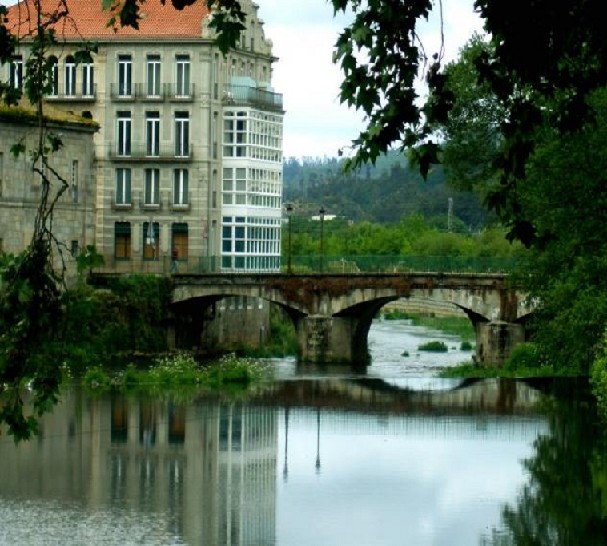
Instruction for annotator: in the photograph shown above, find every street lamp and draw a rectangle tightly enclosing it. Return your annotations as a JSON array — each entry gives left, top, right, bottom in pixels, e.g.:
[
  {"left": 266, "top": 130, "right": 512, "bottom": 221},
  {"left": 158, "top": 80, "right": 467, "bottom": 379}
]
[
  {"left": 286, "top": 203, "right": 293, "bottom": 274},
  {"left": 319, "top": 207, "right": 325, "bottom": 273}
]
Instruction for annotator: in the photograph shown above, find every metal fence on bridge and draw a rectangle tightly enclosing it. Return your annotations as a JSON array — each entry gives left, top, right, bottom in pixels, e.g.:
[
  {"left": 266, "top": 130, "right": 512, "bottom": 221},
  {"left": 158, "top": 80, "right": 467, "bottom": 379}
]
[{"left": 95, "top": 254, "right": 516, "bottom": 276}]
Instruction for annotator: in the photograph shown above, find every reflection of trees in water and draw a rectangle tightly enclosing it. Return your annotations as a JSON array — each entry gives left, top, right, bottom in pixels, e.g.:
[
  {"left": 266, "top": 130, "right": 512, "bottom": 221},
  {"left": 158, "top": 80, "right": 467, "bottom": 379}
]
[{"left": 483, "top": 392, "right": 607, "bottom": 545}]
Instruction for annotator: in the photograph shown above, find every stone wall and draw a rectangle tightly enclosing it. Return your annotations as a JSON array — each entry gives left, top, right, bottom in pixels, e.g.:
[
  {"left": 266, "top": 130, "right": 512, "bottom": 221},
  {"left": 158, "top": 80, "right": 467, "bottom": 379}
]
[{"left": 0, "top": 117, "right": 97, "bottom": 277}]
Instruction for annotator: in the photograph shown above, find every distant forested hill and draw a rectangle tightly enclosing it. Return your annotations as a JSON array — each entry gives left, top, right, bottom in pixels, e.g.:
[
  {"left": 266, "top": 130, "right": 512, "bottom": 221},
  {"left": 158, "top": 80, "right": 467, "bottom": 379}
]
[{"left": 283, "top": 151, "right": 492, "bottom": 230}]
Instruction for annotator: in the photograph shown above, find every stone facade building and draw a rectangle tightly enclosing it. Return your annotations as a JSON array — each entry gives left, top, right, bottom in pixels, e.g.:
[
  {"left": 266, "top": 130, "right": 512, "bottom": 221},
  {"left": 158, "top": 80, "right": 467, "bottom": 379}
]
[
  {"left": 0, "top": 110, "right": 97, "bottom": 273},
  {"left": 3, "top": 0, "right": 284, "bottom": 275}
]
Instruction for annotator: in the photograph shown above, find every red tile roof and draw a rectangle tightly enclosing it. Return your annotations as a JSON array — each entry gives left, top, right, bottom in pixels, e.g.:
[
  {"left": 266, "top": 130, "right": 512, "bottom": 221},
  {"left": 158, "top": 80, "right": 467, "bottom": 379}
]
[{"left": 5, "top": 0, "right": 211, "bottom": 40}]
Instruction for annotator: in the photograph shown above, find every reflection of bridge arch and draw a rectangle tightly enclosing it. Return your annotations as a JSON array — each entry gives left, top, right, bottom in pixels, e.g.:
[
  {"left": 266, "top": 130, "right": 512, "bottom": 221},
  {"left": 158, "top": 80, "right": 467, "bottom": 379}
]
[{"left": 171, "top": 273, "right": 530, "bottom": 366}]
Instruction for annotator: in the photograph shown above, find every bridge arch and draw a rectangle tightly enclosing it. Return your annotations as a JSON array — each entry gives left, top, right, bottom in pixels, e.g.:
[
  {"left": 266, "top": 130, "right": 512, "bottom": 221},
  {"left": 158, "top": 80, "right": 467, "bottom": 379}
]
[{"left": 170, "top": 273, "right": 530, "bottom": 366}]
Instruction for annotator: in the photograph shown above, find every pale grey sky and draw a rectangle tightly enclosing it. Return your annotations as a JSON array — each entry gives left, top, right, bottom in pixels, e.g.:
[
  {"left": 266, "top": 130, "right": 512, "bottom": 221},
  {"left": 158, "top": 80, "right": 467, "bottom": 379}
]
[{"left": 258, "top": 0, "right": 484, "bottom": 159}]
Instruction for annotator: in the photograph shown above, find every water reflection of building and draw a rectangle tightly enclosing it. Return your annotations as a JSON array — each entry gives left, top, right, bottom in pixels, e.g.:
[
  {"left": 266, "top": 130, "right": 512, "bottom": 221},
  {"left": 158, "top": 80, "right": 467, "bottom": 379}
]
[
  {"left": 0, "top": 390, "right": 278, "bottom": 545},
  {"left": 106, "top": 396, "right": 278, "bottom": 545}
]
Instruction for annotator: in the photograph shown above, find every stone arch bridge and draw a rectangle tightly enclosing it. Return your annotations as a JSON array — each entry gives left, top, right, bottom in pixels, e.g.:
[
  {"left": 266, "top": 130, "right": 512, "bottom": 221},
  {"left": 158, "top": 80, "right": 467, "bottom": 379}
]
[{"left": 171, "top": 273, "right": 533, "bottom": 366}]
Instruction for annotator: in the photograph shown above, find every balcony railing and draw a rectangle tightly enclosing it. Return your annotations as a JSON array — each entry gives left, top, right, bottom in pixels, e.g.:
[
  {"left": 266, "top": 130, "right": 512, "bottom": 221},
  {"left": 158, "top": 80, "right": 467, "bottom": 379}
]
[
  {"left": 108, "top": 141, "right": 193, "bottom": 161},
  {"left": 109, "top": 191, "right": 191, "bottom": 212},
  {"left": 46, "top": 85, "right": 97, "bottom": 102},
  {"left": 222, "top": 85, "right": 283, "bottom": 112},
  {"left": 110, "top": 83, "right": 195, "bottom": 102}
]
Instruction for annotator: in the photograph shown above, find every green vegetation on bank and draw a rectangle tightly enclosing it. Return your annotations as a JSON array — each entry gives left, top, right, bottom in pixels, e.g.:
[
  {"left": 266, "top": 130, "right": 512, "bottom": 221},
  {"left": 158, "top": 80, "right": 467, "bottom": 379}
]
[
  {"left": 418, "top": 340, "right": 449, "bottom": 352},
  {"left": 55, "top": 275, "right": 173, "bottom": 372},
  {"left": 440, "top": 342, "right": 561, "bottom": 379},
  {"left": 384, "top": 310, "right": 475, "bottom": 342},
  {"left": 82, "top": 353, "right": 269, "bottom": 396}
]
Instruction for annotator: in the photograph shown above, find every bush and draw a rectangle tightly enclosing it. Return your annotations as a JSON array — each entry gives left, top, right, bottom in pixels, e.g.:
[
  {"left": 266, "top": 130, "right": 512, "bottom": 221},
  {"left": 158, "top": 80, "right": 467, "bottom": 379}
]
[
  {"left": 418, "top": 340, "right": 448, "bottom": 352},
  {"left": 591, "top": 338, "right": 607, "bottom": 420},
  {"left": 460, "top": 340, "right": 474, "bottom": 351},
  {"left": 504, "top": 342, "right": 543, "bottom": 371},
  {"left": 83, "top": 366, "right": 111, "bottom": 392}
]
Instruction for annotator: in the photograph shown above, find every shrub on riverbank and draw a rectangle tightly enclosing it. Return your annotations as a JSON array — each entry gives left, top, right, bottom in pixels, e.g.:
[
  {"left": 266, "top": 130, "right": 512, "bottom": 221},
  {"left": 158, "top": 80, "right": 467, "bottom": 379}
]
[
  {"left": 418, "top": 340, "right": 449, "bottom": 352},
  {"left": 83, "top": 353, "right": 269, "bottom": 394},
  {"left": 60, "top": 275, "right": 172, "bottom": 370}
]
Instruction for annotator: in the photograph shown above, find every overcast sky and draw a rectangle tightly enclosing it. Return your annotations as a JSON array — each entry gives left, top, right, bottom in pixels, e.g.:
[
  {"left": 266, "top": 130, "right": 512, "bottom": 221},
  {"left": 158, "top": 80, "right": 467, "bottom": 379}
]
[{"left": 258, "top": 0, "right": 484, "bottom": 159}]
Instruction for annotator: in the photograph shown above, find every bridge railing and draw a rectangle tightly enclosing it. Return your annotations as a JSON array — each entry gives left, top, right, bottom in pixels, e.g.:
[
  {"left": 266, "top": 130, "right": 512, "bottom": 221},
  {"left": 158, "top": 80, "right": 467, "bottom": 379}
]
[
  {"left": 91, "top": 254, "right": 516, "bottom": 275},
  {"left": 285, "top": 255, "right": 517, "bottom": 274}
]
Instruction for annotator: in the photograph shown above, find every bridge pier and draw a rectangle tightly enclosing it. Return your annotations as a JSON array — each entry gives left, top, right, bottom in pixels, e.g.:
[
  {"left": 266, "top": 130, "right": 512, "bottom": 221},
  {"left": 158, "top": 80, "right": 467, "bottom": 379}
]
[
  {"left": 296, "top": 315, "right": 369, "bottom": 365},
  {"left": 475, "top": 320, "right": 525, "bottom": 367}
]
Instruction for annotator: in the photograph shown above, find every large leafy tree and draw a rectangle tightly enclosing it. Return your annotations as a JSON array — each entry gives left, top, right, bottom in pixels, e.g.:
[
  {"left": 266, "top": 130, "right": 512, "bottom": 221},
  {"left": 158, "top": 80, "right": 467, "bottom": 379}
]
[{"left": 437, "top": 34, "right": 607, "bottom": 373}]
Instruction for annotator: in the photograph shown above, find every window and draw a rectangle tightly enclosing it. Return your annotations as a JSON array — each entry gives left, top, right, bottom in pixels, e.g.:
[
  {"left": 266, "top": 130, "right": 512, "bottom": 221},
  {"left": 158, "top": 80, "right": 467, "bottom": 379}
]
[
  {"left": 118, "top": 54, "right": 132, "bottom": 96},
  {"left": 172, "top": 223, "right": 188, "bottom": 260},
  {"left": 70, "top": 240, "right": 79, "bottom": 257},
  {"left": 173, "top": 169, "right": 188, "bottom": 205},
  {"left": 146, "top": 111, "right": 160, "bottom": 156},
  {"left": 115, "top": 222, "right": 131, "bottom": 259},
  {"left": 82, "top": 62, "right": 94, "bottom": 97},
  {"left": 71, "top": 160, "right": 78, "bottom": 202},
  {"left": 174, "top": 112, "right": 189, "bottom": 157},
  {"left": 115, "top": 168, "right": 131, "bottom": 205},
  {"left": 48, "top": 56, "right": 58, "bottom": 96},
  {"left": 223, "top": 110, "right": 248, "bottom": 157},
  {"left": 65, "top": 56, "right": 76, "bottom": 96},
  {"left": 147, "top": 54, "right": 161, "bottom": 97},
  {"left": 175, "top": 54, "right": 190, "bottom": 97},
  {"left": 116, "top": 111, "right": 131, "bottom": 156},
  {"left": 10, "top": 55, "right": 23, "bottom": 90},
  {"left": 143, "top": 222, "right": 159, "bottom": 260},
  {"left": 222, "top": 167, "right": 247, "bottom": 205},
  {"left": 144, "top": 168, "right": 160, "bottom": 205}
]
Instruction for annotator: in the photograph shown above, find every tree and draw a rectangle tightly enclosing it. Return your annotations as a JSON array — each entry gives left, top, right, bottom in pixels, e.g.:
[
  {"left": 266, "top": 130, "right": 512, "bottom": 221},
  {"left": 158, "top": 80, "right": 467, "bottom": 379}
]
[
  {"left": 1, "top": 1, "right": 94, "bottom": 440},
  {"left": 434, "top": 31, "right": 607, "bottom": 373}
]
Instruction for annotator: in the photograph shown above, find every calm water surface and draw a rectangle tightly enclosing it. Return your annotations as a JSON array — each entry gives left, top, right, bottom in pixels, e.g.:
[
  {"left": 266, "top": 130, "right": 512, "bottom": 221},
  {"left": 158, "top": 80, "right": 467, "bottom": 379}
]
[{"left": 1, "top": 320, "right": 606, "bottom": 545}]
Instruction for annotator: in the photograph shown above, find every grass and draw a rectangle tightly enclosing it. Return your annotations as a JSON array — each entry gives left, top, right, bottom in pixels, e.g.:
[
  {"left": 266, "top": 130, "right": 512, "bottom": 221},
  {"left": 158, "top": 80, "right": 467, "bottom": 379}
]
[{"left": 383, "top": 311, "right": 475, "bottom": 341}]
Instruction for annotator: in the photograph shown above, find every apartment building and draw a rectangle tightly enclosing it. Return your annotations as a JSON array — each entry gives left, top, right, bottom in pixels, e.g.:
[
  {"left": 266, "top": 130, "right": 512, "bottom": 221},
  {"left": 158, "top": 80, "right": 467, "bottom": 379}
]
[{"left": 4, "top": 0, "right": 284, "bottom": 274}]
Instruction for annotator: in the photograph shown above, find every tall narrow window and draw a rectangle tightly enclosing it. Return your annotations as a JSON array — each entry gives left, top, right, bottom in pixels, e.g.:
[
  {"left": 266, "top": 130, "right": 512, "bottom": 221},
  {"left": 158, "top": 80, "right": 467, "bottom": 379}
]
[
  {"left": 147, "top": 54, "right": 161, "bottom": 97},
  {"left": 116, "top": 111, "right": 131, "bottom": 156},
  {"left": 48, "top": 56, "right": 58, "bottom": 96},
  {"left": 175, "top": 111, "right": 189, "bottom": 157},
  {"left": 173, "top": 169, "right": 188, "bottom": 205},
  {"left": 175, "top": 54, "right": 190, "bottom": 97},
  {"left": 65, "top": 56, "right": 76, "bottom": 96},
  {"left": 146, "top": 111, "right": 160, "bottom": 156},
  {"left": 71, "top": 160, "right": 79, "bottom": 202},
  {"left": 82, "top": 62, "right": 94, "bottom": 97},
  {"left": 143, "top": 222, "right": 159, "bottom": 260},
  {"left": 115, "top": 168, "right": 131, "bottom": 205},
  {"left": 118, "top": 54, "right": 132, "bottom": 96},
  {"left": 144, "top": 168, "right": 160, "bottom": 205},
  {"left": 115, "top": 222, "right": 131, "bottom": 259},
  {"left": 10, "top": 55, "right": 23, "bottom": 90},
  {"left": 172, "top": 223, "right": 189, "bottom": 260}
]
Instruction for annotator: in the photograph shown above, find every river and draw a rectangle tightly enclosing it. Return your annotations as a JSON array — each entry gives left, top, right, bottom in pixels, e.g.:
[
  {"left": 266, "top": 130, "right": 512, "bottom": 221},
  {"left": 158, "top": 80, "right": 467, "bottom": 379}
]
[{"left": 1, "top": 319, "right": 606, "bottom": 545}]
